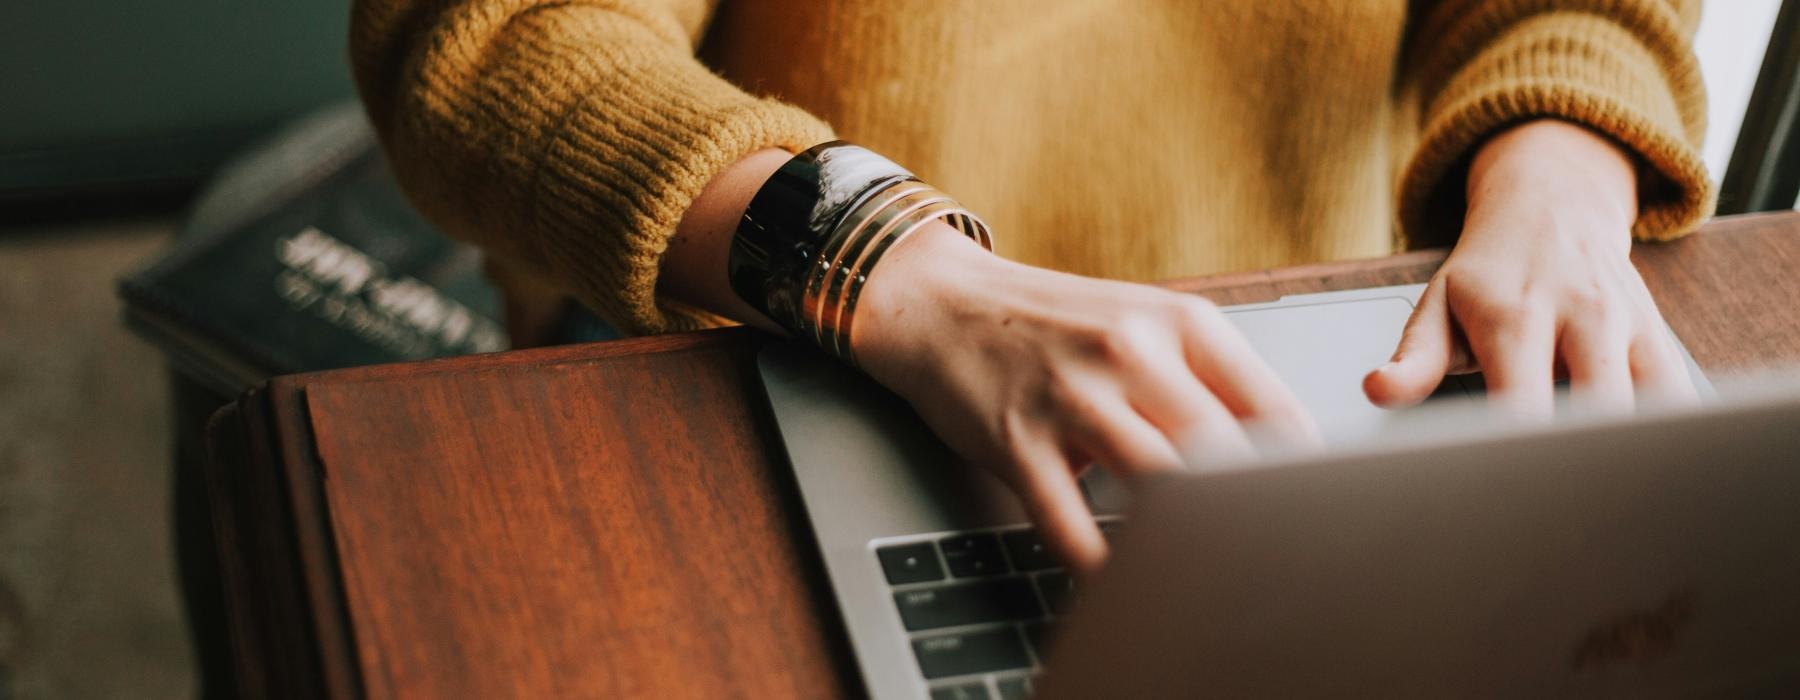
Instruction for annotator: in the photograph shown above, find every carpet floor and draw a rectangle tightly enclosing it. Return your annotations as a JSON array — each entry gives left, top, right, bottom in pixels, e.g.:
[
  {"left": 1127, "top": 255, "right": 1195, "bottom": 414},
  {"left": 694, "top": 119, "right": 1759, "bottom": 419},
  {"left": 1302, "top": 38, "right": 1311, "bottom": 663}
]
[{"left": 0, "top": 215, "right": 192, "bottom": 699}]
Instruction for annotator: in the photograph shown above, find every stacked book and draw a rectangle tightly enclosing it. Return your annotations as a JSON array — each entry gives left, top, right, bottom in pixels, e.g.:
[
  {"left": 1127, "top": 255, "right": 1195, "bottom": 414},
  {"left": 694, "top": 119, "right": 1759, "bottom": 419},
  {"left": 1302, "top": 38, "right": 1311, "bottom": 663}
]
[{"left": 118, "top": 103, "right": 516, "bottom": 395}]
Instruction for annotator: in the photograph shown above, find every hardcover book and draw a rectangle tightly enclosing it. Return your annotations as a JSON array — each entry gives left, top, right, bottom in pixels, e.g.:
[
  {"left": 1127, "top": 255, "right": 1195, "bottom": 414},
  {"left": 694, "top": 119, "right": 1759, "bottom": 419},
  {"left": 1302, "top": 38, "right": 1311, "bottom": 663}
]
[{"left": 118, "top": 104, "right": 509, "bottom": 395}]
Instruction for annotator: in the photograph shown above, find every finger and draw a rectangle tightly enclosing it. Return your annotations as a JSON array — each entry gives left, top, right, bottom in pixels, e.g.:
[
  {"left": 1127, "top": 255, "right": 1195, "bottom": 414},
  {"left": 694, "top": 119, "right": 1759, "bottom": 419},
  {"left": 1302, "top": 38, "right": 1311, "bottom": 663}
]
[
  {"left": 1064, "top": 395, "right": 1187, "bottom": 476},
  {"left": 1614, "top": 271, "right": 1699, "bottom": 407},
  {"left": 1465, "top": 303, "right": 1557, "bottom": 422},
  {"left": 1629, "top": 325, "right": 1700, "bottom": 407},
  {"left": 1176, "top": 303, "right": 1321, "bottom": 446},
  {"left": 1365, "top": 280, "right": 1459, "bottom": 408},
  {"left": 1558, "top": 317, "right": 1634, "bottom": 416},
  {"left": 1180, "top": 411, "right": 1262, "bottom": 470},
  {"left": 1009, "top": 437, "right": 1107, "bottom": 575},
  {"left": 1127, "top": 351, "right": 1265, "bottom": 466}
]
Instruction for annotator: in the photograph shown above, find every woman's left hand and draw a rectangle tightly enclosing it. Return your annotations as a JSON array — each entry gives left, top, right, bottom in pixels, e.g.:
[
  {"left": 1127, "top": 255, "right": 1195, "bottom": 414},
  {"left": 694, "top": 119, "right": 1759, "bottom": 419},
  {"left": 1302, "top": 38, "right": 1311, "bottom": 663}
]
[{"left": 1363, "top": 119, "right": 1697, "bottom": 420}]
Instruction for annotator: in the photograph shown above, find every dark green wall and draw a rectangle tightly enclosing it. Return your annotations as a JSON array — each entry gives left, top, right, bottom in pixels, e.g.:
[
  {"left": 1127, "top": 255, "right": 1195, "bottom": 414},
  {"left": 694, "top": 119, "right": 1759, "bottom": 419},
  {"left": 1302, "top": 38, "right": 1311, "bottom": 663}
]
[{"left": 1, "top": 2, "right": 355, "bottom": 198}]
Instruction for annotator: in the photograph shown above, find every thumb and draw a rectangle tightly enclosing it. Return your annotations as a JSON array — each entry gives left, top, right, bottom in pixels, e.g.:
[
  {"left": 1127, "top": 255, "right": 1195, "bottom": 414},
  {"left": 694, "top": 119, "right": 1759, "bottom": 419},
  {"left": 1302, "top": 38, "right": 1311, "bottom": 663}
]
[{"left": 1364, "top": 280, "right": 1454, "bottom": 408}]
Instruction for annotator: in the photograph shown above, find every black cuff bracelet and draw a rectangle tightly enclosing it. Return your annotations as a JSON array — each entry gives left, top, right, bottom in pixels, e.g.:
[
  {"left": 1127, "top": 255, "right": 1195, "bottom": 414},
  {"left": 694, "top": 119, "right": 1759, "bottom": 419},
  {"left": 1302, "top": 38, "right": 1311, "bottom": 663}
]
[{"left": 728, "top": 141, "right": 991, "bottom": 362}]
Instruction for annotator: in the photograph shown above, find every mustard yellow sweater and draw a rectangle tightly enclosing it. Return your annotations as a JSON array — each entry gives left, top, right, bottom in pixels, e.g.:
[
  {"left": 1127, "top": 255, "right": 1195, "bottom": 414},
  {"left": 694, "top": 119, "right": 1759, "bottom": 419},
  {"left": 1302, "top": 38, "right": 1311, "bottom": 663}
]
[{"left": 351, "top": 0, "right": 1713, "bottom": 335}]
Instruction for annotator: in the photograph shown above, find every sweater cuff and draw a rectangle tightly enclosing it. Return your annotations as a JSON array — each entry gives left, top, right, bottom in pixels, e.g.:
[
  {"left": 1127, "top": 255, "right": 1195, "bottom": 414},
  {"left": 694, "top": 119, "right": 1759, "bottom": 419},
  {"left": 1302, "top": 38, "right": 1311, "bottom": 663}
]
[
  {"left": 1398, "top": 11, "right": 1714, "bottom": 248},
  {"left": 531, "top": 74, "right": 835, "bottom": 335}
]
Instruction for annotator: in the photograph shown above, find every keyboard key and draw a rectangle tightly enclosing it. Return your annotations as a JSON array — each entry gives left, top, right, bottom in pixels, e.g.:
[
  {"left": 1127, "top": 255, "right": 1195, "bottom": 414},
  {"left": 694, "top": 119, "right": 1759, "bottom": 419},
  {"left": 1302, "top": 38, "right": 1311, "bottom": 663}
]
[
  {"left": 995, "top": 676, "right": 1034, "bottom": 699},
  {"left": 931, "top": 682, "right": 991, "bottom": 700},
  {"left": 940, "top": 533, "right": 1008, "bottom": 577},
  {"left": 913, "top": 628, "right": 1033, "bottom": 679},
  {"left": 1035, "top": 571, "right": 1075, "bottom": 615},
  {"left": 1001, "top": 530, "right": 1057, "bottom": 572},
  {"left": 877, "top": 542, "right": 946, "bottom": 585},
  {"left": 894, "top": 577, "right": 1044, "bottom": 631}
]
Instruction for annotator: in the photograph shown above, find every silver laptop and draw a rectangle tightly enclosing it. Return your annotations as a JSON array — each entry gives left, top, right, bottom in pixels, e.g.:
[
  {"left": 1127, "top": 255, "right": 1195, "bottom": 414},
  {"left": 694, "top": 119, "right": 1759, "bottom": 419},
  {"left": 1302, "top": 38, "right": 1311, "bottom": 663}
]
[{"left": 755, "top": 284, "right": 1795, "bottom": 699}]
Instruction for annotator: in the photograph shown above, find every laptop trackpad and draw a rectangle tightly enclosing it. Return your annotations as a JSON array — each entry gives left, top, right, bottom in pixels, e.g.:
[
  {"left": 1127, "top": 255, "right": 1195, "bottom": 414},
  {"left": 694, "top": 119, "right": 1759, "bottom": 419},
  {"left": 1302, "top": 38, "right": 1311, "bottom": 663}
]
[
  {"left": 1226, "top": 295, "right": 1435, "bottom": 444},
  {"left": 1084, "top": 295, "right": 1431, "bottom": 514}
]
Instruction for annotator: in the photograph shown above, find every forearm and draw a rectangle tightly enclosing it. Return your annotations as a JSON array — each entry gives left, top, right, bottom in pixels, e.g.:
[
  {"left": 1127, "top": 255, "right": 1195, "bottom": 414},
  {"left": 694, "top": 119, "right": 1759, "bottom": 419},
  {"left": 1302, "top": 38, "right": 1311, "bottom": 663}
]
[
  {"left": 658, "top": 148, "right": 793, "bottom": 333},
  {"left": 350, "top": 0, "right": 833, "bottom": 334}
]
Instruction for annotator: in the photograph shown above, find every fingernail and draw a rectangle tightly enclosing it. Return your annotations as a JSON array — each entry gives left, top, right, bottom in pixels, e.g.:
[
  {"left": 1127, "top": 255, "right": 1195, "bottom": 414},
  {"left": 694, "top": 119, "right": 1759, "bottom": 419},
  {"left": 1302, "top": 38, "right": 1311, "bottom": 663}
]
[{"left": 1377, "top": 361, "right": 1398, "bottom": 374}]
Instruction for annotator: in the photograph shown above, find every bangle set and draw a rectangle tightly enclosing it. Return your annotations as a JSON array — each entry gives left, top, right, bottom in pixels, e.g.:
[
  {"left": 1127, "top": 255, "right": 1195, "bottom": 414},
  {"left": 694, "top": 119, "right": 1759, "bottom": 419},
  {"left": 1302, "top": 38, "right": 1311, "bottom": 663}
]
[{"left": 728, "top": 141, "right": 992, "bottom": 365}]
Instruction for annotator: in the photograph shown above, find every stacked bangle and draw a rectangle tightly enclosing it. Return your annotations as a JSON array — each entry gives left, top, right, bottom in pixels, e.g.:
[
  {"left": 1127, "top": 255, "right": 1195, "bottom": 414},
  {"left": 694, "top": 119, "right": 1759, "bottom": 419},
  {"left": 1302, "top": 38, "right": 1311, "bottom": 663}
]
[{"left": 729, "top": 141, "right": 992, "bottom": 365}]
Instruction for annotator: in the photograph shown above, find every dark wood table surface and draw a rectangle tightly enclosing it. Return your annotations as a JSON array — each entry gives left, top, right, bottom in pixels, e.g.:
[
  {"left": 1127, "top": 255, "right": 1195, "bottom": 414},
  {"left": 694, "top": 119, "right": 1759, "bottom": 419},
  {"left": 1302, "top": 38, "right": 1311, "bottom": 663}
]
[{"left": 205, "top": 212, "right": 1800, "bottom": 699}]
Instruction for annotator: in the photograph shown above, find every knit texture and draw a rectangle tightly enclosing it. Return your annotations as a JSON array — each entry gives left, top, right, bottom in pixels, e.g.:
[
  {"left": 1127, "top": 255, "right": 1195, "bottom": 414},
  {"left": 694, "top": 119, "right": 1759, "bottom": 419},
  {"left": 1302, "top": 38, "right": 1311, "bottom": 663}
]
[
  {"left": 351, "top": 0, "right": 1712, "bottom": 335},
  {"left": 1400, "top": 0, "right": 1712, "bottom": 246}
]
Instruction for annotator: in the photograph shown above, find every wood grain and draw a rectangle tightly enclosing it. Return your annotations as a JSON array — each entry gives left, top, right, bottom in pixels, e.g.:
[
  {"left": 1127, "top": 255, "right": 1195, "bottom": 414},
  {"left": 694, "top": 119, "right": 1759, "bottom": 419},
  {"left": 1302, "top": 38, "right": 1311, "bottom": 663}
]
[
  {"left": 1630, "top": 212, "right": 1800, "bottom": 371},
  {"left": 302, "top": 345, "right": 857, "bottom": 698},
  {"left": 209, "top": 212, "right": 1800, "bottom": 699}
]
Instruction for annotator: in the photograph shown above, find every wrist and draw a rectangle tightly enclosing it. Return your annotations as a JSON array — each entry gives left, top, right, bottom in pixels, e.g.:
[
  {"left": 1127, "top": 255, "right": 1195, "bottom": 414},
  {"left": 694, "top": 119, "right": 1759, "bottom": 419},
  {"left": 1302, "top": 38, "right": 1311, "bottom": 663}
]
[
  {"left": 662, "top": 148, "right": 794, "bottom": 331},
  {"left": 1466, "top": 119, "right": 1638, "bottom": 234},
  {"left": 722, "top": 141, "right": 992, "bottom": 364},
  {"left": 852, "top": 220, "right": 998, "bottom": 370}
]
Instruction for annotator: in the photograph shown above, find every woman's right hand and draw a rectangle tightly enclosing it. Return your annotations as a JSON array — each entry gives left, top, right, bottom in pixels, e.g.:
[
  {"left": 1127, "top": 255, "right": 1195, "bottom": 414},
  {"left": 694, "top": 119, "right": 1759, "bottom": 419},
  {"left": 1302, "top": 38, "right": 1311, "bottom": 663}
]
[{"left": 853, "top": 223, "right": 1320, "bottom": 574}]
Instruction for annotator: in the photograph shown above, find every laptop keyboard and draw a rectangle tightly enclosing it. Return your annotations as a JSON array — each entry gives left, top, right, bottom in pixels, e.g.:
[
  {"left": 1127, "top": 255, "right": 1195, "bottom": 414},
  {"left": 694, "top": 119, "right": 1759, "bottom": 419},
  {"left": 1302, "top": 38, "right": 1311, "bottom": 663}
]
[{"left": 875, "top": 519, "right": 1119, "bottom": 699}]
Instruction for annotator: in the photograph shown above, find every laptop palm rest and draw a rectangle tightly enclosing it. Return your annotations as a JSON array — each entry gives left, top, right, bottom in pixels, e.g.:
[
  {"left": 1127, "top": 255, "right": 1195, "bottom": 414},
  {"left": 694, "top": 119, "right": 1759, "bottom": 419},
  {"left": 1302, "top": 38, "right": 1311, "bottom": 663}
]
[
  {"left": 756, "top": 287, "right": 1435, "bottom": 697},
  {"left": 755, "top": 283, "right": 1713, "bottom": 700}
]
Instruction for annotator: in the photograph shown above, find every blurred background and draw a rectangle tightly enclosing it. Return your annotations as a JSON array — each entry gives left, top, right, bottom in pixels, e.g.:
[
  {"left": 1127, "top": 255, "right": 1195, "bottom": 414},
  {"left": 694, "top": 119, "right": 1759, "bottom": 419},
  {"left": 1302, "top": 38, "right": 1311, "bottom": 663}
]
[
  {"left": 2, "top": 4, "right": 357, "bottom": 698},
  {"left": 0, "top": 2, "right": 1794, "bottom": 698}
]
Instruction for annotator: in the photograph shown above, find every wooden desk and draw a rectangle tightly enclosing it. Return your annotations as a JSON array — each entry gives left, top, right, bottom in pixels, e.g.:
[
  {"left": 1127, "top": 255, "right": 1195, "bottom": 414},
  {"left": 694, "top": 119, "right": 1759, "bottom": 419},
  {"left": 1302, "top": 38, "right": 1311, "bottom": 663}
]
[{"left": 205, "top": 212, "right": 1800, "bottom": 699}]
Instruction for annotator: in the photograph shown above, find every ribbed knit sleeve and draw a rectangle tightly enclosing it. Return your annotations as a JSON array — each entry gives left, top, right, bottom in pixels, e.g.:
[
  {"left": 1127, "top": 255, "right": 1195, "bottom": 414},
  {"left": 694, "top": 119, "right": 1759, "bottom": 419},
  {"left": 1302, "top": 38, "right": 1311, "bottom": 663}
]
[
  {"left": 1398, "top": 0, "right": 1713, "bottom": 247},
  {"left": 350, "top": 0, "right": 834, "bottom": 334}
]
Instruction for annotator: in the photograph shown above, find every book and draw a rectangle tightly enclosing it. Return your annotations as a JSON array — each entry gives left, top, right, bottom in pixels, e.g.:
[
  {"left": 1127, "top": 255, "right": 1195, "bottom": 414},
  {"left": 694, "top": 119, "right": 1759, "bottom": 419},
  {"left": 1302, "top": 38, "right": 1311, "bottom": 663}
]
[{"left": 118, "top": 103, "right": 510, "bottom": 396}]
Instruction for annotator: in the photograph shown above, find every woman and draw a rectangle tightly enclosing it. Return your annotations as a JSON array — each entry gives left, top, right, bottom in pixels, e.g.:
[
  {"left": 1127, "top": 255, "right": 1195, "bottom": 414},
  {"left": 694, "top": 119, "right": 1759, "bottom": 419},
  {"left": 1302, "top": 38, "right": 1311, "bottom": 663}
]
[{"left": 350, "top": 0, "right": 1712, "bottom": 571}]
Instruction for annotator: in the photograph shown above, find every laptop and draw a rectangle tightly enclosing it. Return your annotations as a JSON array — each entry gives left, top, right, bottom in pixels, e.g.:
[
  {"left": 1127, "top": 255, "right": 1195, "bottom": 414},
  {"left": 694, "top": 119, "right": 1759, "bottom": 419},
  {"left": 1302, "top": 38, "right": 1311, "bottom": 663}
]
[{"left": 755, "top": 284, "right": 1796, "bottom": 699}]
